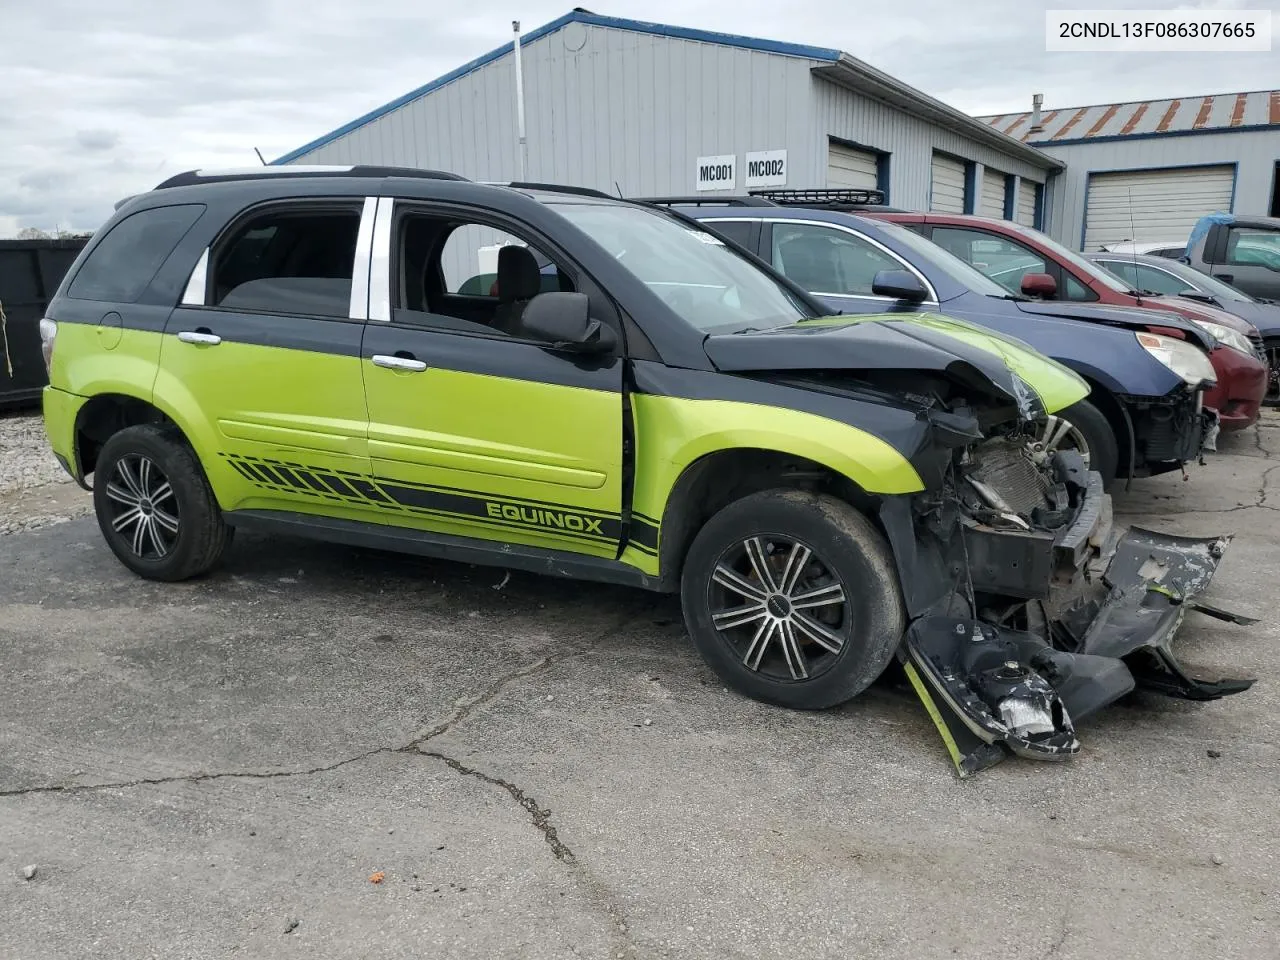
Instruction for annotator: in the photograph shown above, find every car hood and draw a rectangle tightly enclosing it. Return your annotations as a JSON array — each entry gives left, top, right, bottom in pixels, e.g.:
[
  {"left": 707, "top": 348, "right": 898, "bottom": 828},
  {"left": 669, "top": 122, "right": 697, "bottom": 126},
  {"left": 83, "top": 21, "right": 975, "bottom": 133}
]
[
  {"left": 1137, "top": 295, "right": 1260, "bottom": 335},
  {"left": 1013, "top": 298, "right": 1216, "bottom": 351},
  {"left": 703, "top": 312, "right": 1090, "bottom": 417},
  {"left": 1210, "top": 299, "right": 1280, "bottom": 338}
]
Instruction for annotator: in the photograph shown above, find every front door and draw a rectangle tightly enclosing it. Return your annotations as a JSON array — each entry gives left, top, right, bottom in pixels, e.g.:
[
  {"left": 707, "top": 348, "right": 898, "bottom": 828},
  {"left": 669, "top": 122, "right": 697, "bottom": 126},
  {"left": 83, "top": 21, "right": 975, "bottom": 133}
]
[
  {"left": 360, "top": 201, "right": 625, "bottom": 558},
  {"left": 158, "top": 198, "right": 373, "bottom": 513}
]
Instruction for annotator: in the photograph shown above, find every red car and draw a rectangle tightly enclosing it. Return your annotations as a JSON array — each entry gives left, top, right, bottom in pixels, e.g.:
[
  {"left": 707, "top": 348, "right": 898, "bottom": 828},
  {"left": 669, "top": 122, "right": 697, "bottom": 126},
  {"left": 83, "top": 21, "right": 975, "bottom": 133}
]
[{"left": 866, "top": 213, "right": 1268, "bottom": 432}]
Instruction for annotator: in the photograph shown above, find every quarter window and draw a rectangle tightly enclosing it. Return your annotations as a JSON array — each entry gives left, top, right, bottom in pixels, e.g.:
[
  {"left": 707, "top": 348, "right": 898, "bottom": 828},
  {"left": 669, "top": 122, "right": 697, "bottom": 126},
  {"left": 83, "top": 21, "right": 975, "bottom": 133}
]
[
  {"left": 769, "top": 223, "right": 905, "bottom": 296},
  {"left": 67, "top": 204, "right": 204, "bottom": 303},
  {"left": 208, "top": 207, "right": 361, "bottom": 318}
]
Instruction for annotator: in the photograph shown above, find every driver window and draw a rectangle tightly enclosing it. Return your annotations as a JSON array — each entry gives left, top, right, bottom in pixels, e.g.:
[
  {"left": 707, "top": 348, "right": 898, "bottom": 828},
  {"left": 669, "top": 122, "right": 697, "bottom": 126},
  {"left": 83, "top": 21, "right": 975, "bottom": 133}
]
[
  {"left": 931, "top": 227, "right": 1047, "bottom": 296},
  {"left": 396, "top": 216, "right": 575, "bottom": 337},
  {"left": 769, "top": 223, "right": 903, "bottom": 296}
]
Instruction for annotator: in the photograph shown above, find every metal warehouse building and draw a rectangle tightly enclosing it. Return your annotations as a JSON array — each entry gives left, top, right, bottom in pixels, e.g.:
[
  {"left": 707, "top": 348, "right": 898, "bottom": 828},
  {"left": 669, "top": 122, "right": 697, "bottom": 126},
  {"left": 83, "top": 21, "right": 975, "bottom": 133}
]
[
  {"left": 979, "top": 92, "right": 1280, "bottom": 250},
  {"left": 276, "top": 8, "right": 1061, "bottom": 226}
]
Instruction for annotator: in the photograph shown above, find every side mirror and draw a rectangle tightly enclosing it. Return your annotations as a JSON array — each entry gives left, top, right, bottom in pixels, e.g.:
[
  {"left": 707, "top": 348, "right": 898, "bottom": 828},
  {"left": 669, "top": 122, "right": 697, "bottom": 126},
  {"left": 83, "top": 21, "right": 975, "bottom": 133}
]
[
  {"left": 1021, "top": 272, "right": 1058, "bottom": 298},
  {"left": 871, "top": 269, "right": 928, "bottom": 302},
  {"left": 521, "top": 292, "right": 617, "bottom": 354}
]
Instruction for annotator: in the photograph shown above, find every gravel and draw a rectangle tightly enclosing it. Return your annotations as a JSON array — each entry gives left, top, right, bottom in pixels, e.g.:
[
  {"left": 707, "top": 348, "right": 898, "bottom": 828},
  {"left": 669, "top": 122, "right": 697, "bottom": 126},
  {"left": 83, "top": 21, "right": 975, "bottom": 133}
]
[{"left": 0, "top": 412, "right": 69, "bottom": 495}]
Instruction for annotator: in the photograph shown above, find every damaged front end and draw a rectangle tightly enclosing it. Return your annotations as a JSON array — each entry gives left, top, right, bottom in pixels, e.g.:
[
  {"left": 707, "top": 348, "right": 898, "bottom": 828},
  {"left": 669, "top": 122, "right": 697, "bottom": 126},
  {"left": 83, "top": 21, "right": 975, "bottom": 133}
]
[{"left": 881, "top": 409, "right": 1256, "bottom": 777}]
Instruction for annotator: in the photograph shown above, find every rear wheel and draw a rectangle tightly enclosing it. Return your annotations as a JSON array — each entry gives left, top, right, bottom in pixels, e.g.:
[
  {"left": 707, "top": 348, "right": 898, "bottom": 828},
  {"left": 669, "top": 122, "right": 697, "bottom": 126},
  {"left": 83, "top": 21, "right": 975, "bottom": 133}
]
[
  {"left": 1264, "top": 339, "right": 1280, "bottom": 406},
  {"left": 1033, "top": 400, "right": 1118, "bottom": 490},
  {"left": 680, "top": 489, "right": 905, "bottom": 710},
  {"left": 93, "top": 424, "right": 232, "bottom": 581}
]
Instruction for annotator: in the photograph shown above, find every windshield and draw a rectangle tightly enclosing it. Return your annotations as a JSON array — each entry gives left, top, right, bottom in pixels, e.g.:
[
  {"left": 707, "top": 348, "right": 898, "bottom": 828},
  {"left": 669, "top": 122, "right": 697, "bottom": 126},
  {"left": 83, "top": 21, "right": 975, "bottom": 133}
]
[
  {"left": 1004, "top": 221, "right": 1133, "bottom": 294},
  {"left": 1162, "top": 259, "right": 1255, "bottom": 302},
  {"left": 870, "top": 219, "right": 1012, "bottom": 297},
  {"left": 551, "top": 202, "right": 814, "bottom": 333}
]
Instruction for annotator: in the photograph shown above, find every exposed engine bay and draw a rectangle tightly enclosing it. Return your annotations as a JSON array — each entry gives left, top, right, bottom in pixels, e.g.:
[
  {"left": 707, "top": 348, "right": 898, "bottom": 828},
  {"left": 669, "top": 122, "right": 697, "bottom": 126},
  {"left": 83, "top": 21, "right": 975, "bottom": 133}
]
[{"left": 879, "top": 416, "right": 1256, "bottom": 777}]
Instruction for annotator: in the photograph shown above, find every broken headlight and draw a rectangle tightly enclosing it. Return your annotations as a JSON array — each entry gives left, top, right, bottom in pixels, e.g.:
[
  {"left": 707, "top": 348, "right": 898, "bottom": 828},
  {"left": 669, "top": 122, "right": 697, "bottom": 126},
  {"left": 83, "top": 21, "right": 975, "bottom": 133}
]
[{"left": 1136, "top": 332, "right": 1216, "bottom": 387}]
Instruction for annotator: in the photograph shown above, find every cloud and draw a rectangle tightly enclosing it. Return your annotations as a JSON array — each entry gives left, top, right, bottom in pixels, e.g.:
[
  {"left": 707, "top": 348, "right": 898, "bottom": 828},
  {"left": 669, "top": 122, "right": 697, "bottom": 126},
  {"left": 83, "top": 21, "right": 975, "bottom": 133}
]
[{"left": 3, "top": 0, "right": 1275, "bottom": 235}]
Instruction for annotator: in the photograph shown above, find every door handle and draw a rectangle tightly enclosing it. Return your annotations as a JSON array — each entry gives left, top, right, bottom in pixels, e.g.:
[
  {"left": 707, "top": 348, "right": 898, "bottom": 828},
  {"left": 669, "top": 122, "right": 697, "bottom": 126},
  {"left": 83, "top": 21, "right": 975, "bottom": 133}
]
[
  {"left": 372, "top": 354, "right": 427, "bottom": 372},
  {"left": 177, "top": 330, "right": 222, "bottom": 346}
]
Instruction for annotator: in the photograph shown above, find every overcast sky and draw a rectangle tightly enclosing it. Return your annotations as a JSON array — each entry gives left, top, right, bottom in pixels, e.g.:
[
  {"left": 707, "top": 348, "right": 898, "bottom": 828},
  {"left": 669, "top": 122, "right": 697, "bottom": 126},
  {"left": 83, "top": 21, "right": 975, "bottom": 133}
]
[{"left": 4, "top": 0, "right": 1277, "bottom": 236}]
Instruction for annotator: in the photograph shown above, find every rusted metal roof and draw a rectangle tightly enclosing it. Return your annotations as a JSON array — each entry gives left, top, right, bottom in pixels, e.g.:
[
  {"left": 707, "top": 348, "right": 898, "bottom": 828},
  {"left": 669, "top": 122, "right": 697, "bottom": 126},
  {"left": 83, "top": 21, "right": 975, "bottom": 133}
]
[{"left": 976, "top": 90, "right": 1279, "bottom": 143}]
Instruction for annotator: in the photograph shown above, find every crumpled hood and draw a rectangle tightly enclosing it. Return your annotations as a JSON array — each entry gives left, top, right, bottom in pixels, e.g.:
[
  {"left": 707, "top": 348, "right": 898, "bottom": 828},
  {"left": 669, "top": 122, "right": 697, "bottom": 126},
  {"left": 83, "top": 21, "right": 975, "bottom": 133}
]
[{"left": 703, "top": 312, "right": 1090, "bottom": 417}]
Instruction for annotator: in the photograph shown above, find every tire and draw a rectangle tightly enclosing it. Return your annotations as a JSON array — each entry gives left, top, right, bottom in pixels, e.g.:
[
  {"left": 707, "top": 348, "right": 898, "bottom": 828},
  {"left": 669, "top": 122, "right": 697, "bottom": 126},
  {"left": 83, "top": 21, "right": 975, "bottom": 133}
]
[
  {"left": 92, "top": 424, "right": 232, "bottom": 581},
  {"left": 1264, "top": 339, "right": 1280, "bottom": 407},
  {"left": 680, "top": 489, "right": 905, "bottom": 710},
  {"left": 1041, "top": 399, "right": 1119, "bottom": 490}
]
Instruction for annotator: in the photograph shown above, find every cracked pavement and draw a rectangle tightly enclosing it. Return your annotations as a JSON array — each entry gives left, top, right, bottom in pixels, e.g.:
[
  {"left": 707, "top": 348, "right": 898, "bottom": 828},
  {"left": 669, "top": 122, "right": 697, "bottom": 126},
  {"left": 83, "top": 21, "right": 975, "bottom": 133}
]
[{"left": 3, "top": 414, "right": 1280, "bottom": 959}]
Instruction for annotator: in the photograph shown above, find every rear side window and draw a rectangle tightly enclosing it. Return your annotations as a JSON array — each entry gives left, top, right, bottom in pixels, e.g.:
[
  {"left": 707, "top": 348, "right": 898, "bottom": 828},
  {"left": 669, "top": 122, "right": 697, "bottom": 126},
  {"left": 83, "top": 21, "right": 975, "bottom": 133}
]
[
  {"left": 209, "top": 208, "right": 361, "bottom": 318},
  {"left": 68, "top": 204, "right": 204, "bottom": 303}
]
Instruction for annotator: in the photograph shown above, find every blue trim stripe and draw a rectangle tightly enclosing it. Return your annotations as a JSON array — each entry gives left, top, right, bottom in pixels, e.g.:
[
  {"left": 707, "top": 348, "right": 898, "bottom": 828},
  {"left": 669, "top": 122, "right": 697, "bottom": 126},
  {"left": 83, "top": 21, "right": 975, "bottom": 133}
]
[
  {"left": 962, "top": 161, "right": 977, "bottom": 215},
  {"left": 1002, "top": 176, "right": 1015, "bottom": 220},
  {"left": 273, "top": 10, "right": 841, "bottom": 164}
]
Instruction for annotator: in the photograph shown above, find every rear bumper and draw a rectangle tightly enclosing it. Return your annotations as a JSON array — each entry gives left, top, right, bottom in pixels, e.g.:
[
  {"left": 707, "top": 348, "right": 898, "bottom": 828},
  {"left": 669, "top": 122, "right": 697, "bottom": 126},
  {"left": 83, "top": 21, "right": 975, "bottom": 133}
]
[
  {"left": 1203, "top": 345, "right": 1266, "bottom": 431},
  {"left": 41, "top": 386, "right": 87, "bottom": 481}
]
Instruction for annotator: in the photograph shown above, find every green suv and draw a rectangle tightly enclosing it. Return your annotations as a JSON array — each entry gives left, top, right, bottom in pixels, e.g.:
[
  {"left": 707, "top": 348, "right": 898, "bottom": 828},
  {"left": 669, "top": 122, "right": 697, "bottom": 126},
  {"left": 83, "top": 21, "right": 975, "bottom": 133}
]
[{"left": 39, "top": 167, "right": 1250, "bottom": 775}]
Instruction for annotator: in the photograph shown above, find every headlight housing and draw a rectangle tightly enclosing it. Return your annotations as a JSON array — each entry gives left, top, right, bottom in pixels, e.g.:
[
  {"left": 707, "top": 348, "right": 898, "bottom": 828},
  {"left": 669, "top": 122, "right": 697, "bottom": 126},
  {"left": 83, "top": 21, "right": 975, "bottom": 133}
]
[
  {"left": 1136, "top": 332, "right": 1216, "bottom": 386},
  {"left": 1193, "top": 319, "right": 1255, "bottom": 357}
]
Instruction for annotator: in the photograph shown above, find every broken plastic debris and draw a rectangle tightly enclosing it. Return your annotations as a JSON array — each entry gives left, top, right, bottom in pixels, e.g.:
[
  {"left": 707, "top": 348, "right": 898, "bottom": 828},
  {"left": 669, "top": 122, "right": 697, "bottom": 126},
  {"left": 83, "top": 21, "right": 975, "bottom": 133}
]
[{"left": 369, "top": 871, "right": 386, "bottom": 884}]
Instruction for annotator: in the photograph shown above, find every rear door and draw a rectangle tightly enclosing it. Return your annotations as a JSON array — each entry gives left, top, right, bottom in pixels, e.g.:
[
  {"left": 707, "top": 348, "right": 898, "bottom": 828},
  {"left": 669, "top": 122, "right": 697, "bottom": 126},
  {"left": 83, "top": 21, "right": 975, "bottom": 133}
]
[
  {"left": 359, "top": 198, "right": 625, "bottom": 559},
  {"left": 157, "top": 197, "right": 374, "bottom": 512}
]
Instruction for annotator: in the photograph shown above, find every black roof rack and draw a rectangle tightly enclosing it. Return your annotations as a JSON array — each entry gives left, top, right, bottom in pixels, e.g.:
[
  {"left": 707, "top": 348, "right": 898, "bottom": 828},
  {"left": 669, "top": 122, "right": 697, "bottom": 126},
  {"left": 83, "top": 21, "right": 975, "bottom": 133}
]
[
  {"left": 747, "top": 188, "right": 888, "bottom": 207},
  {"left": 635, "top": 195, "right": 778, "bottom": 207},
  {"left": 153, "top": 165, "right": 469, "bottom": 190},
  {"left": 503, "top": 181, "right": 618, "bottom": 200}
]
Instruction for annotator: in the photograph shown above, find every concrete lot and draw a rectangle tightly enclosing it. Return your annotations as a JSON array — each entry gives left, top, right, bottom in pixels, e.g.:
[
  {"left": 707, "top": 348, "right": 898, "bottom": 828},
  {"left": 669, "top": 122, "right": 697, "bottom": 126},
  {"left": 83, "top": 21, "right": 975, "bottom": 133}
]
[{"left": 2, "top": 411, "right": 1278, "bottom": 959}]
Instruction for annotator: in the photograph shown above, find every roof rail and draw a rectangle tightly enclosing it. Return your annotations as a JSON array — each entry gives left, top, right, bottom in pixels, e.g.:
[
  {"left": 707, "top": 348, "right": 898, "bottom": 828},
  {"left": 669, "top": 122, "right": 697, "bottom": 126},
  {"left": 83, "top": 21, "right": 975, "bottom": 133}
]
[
  {"left": 635, "top": 196, "right": 778, "bottom": 207},
  {"left": 153, "top": 165, "right": 469, "bottom": 190},
  {"left": 502, "top": 181, "right": 618, "bottom": 200},
  {"left": 747, "top": 188, "right": 888, "bottom": 206}
]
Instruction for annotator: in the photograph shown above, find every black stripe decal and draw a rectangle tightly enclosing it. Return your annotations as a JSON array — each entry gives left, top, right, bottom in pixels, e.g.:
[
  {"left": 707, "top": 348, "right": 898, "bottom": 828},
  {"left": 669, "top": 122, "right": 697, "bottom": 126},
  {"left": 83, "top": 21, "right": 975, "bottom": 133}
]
[
  {"left": 629, "top": 515, "right": 660, "bottom": 553},
  {"left": 381, "top": 483, "right": 620, "bottom": 542}
]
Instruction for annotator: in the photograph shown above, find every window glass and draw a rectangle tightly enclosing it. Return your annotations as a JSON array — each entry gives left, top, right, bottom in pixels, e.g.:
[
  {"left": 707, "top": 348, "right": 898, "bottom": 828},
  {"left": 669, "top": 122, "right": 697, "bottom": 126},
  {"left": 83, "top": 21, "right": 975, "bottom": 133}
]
[
  {"left": 550, "top": 201, "right": 813, "bottom": 333},
  {"left": 768, "top": 222, "right": 904, "bottom": 296},
  {"left": 1226, "top": 228, "right": 1280, "bottom": 269},
  {"left": 1001, "top": 220, "right": 1132, "bottom": 294},
  {"left": 439, "top": 224, "right": 569, "bottom": 297},
  {"left": 1133, "top": 263, "right": 1194, "bottom": 295},
  {"left": 872, "top": 220, "right": 1008, "bottom": 296},
  {"left": 702, "top": 219, "right": 755, "bottom": 250},
  {"left": 1063, "top": 274, "right": 1095, "bottom": 301},
  {"left": 931, "top": 226, "right": 1047, "bottom": 295},
  {"left": 1097, "top": 259, "right": 1140, "bottom": 290},
  {"left": 210, "top": 208, "right": 360, "bottom": 318},
  {"left": 68, "top": 204, "right": 204, "bottom": 303}
]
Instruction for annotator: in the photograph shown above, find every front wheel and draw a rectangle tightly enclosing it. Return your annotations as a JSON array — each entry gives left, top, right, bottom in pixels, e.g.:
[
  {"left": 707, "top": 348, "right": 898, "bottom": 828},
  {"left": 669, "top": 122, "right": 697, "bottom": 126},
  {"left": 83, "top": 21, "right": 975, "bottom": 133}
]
[
  {"left": 92, "top": 424, "right": 233, "bottom": 581},
  {"left": 680, "top": 489, "right": 905, "bottom": 710},
  {"left": 1033, "top": 400, "right": 1119, "bottom": 490},
  {"left": 1264, "top": 339, "right": 1280, "bottom": 406}
]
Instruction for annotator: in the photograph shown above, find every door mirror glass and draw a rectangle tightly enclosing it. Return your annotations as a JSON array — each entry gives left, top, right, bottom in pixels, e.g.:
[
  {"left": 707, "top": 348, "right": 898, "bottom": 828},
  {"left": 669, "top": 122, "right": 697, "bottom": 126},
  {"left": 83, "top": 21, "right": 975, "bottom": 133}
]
[
  {"left": 1021, "top": 272, "right": 1058, "bottom": 298},
  {"left": 870, "top": 269, "right": 928, "bottom": 302},
  {"left": 521, "top": 292, "right": 617, "bottom": 353}
]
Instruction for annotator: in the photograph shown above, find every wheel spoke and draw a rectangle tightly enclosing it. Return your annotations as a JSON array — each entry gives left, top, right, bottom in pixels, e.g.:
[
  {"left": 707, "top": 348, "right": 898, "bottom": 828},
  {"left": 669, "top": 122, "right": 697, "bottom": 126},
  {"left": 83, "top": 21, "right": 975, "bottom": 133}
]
[
  {"left": 105, "top": 482, "right": 140, "bottom": 507},
  {"left": 712, "top": 563, "right": 766, "bottom": 603},
  {"left": 711, "top": 602, "right": 768, "bottom": 630},
  {"left": 116, "top": 459, "right": 144, "bottom": 498},
  {"left": 1044, "top": 417, "right": 1073, "bottom": 453},
  {"left": 742, "top": 618, "right": 777, "bottom": 671},
  {"left": 743, "top": 537, "right": 777, "bottom": 592},
  {"left": 778, "top": 543, "right": 811, "bottom": 597},
  {"left": 112, "top": 506, "right": 143, "bottom": 533},
  {"left": 131, "top": 513, "right": 148, "bottom": 555},
  {"left": 790, "top": 581, "right": 846, "bottom": 610},
  {"left": 138, "top": 457, "right": 154, "bottom": 497},
  {"left": 152, "top": 507, "right": 180, "bottom": 535},
  {"left": 778, "top": 620, "right": 809, "bottom": 680},
  {"left": 149, "top": 481, "right": 173, "bottom": 506},
  {"left": 145, "top": 518, "right": 169, "bottom": 558},
  {"left": 791, "top": 611, "right": 844, "bottom": 655}
]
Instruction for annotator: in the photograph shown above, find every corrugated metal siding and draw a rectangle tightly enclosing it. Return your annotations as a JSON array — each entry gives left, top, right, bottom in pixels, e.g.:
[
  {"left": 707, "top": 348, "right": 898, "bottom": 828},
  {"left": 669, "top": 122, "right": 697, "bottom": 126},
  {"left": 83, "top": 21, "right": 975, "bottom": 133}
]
[
  {"left": 980, "top": 168, "right": 1006, "bottom": 217},
  {"left": 292, "top": 24, "right": 1050, "bottom": 211},
  {"left": 1037, "top": 128, "right": 1278, "bottom": 248},
  {"left": 1082, "top": 166, "right": 1234, "bottom": 250}
]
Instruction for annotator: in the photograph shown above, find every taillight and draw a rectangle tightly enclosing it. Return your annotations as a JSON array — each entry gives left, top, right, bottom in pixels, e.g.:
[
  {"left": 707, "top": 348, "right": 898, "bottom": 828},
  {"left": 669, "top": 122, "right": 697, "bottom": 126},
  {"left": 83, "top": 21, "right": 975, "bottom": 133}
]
[{"left": 39, "top": 318, "right": 57, "bottom": 373}]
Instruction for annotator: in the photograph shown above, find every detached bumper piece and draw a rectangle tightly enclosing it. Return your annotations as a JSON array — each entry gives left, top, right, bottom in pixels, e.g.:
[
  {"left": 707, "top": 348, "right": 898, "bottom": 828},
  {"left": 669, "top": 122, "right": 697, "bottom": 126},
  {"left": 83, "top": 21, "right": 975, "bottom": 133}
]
[{"left": 903, "top": 526, "right": 1256, "bottom": 778}]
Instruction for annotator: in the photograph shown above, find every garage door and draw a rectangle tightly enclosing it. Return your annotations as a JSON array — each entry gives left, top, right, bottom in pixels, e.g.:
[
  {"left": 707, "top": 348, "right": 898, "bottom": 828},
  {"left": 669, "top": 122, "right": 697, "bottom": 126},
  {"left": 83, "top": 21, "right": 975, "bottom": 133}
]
[
  {"left": 1083, "top": 166, "right": 1234, "bottom": 250},
  {"left": 980, "top": 168, "right": 1007, "bottom": 218},
  {"left": 930, "top": 154, "right": 967, "bottom": 213},
  {"left": 827, "top": 141, "right": 879, "bottom": 189},
  {"left": 1016, "top": 180, "right": 1039, "bottom": 227}
]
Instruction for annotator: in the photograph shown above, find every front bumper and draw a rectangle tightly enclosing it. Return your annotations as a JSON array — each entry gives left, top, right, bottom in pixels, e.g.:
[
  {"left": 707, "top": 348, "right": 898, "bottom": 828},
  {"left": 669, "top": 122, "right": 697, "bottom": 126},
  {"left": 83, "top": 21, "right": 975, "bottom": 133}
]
[
  {"left": 881, "top": 462, "right": 1255, "bottom": 776},
  {"left": 1203, "top": 345, "right": 1267, "bottom": 432}
]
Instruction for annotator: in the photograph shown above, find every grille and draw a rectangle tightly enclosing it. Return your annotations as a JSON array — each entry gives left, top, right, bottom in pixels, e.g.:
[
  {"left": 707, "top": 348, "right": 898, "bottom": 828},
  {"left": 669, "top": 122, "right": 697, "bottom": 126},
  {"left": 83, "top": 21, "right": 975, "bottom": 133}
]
[
  {"left": 968, "top": 440, "right": 1051, "bottom": 518},
  {"left": 1248, "top": 329, "right": 1265, "bottom": 361}
]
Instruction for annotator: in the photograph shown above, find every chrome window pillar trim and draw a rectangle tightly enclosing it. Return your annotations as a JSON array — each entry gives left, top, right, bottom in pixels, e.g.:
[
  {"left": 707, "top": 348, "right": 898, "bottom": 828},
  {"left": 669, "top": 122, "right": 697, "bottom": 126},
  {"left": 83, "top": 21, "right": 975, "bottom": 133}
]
[
  {"left": 368, "top": 197, "right": 394, "bottom": 322},
  {"left": 349, "top": 196, "right": 378, "bottom": 320},
  {"left": 180, "top": 248, "right": 209, "bottom": 306},
  {"left": 703, "top": 215, "right": 941, "bottom": 303}
]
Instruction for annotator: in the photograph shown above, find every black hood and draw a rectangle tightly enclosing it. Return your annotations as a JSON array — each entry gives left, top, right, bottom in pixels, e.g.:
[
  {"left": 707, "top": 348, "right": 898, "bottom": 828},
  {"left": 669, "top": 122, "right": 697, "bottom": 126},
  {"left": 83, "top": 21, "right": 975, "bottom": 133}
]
[
  {"left": 703, "top": 317, "right": 1041, "bottom": 416},
  {"left": 1014, "top": 299, "right": 1216, "bottom": 352},
  {"left": 1210, "top": 299, "right": 1280, "bottom": 339}
]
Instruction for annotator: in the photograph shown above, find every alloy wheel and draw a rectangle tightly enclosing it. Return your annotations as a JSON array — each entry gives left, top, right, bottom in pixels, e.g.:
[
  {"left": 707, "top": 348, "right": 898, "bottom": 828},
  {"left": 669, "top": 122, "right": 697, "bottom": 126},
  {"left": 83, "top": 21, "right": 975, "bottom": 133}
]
[
  {"left": 1031, "top": 414, "right": 1091, "bottom": 468},
  {"left": 103, "top": 454, "right": 180, "bottom": 560},
  {"left": 706, "top": 535, "right": 850, "bottom": 682}
]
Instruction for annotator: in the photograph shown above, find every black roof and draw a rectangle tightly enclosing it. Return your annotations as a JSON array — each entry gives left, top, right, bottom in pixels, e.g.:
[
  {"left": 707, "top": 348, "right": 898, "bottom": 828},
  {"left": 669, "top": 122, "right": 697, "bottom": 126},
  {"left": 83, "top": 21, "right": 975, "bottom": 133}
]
[
  {"left": 153, "top": 165, "right": 469, "bottom": 191},
  {"left": 637, "top": 188, "right": 911, "bottom": 213}
]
